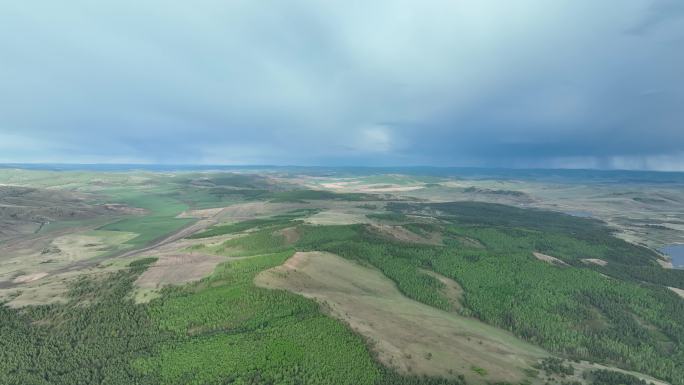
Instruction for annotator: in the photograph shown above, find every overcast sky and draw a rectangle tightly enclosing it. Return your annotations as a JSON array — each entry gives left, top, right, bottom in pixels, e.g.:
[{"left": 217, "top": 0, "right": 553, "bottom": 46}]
[{"left": 1, "top": 0, "right": 683, "bottom": 169}]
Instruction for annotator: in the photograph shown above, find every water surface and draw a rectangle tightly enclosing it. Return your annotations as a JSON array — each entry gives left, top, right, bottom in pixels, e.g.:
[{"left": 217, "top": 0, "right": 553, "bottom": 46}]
[{"left": 661, "top": 244, "right": 684, "bottom": 269}]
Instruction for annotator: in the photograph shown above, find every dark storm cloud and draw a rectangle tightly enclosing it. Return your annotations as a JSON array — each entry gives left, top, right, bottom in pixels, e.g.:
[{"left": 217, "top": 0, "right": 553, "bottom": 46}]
[{"left": 0, "top": 0, "right": 683, "bottom": 169}]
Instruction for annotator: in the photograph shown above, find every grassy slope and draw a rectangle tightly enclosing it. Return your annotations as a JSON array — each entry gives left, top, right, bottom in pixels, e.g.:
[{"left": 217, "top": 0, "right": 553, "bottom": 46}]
[{"left": 256, "top": 251, "right": 546, "bottom": 384}]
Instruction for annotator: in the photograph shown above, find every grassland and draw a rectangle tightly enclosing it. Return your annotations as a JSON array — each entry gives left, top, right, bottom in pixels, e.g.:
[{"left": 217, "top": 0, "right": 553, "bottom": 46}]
[
  {"left": 0, "top": 171, "right": 284, "bottom": 301},
  {"left": 2, "top": 167, "right": 683, "bottom": 385}
]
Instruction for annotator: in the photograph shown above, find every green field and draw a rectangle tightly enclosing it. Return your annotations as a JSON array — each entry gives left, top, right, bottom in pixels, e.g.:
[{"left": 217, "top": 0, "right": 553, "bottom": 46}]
[{"left": 95, "top": 187, "right": 192, "bottom": 246}]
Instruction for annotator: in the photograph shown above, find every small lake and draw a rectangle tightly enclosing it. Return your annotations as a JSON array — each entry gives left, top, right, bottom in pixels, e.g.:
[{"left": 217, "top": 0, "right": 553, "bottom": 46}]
[
  {"left": 660, "top": 244, "right": 684, "bottom": 269},
  {"left": 564, "top": 210, "right": 593, "bottom": 218}
]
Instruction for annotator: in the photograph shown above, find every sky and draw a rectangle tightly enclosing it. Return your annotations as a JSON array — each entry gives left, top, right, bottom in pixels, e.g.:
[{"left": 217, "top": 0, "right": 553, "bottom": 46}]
[{"left": 1, "top": 0, "right": 683, "bottom": 170}]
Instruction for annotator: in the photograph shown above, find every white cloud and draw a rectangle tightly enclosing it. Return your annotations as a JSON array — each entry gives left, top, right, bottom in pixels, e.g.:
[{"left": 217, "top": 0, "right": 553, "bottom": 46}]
[{"left": 354, "top": 125, "right": 393, "bottom": 153}]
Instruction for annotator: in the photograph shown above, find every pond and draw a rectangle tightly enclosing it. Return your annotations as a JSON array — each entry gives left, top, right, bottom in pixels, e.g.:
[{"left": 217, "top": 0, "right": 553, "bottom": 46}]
[{"left": 660, "top": 244, "right": 684, "bottom": 269}]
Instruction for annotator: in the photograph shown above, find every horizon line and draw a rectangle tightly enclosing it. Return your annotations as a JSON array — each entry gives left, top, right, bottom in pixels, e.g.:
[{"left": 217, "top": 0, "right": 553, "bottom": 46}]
[{"left": 2, "top": 162, "right": 684, "bottom": 174}]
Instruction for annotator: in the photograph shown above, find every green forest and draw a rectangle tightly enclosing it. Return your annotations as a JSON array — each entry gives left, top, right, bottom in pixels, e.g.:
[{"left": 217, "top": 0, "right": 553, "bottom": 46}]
[
  {"left": 2, "top": 197, "right": 682, "bottom": 385},
  {"left": 295, "top": 202, "right": 684, "bottom": 384},
  {"left": 2, "top": 251, "right": 472, "bottom": 385}
]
